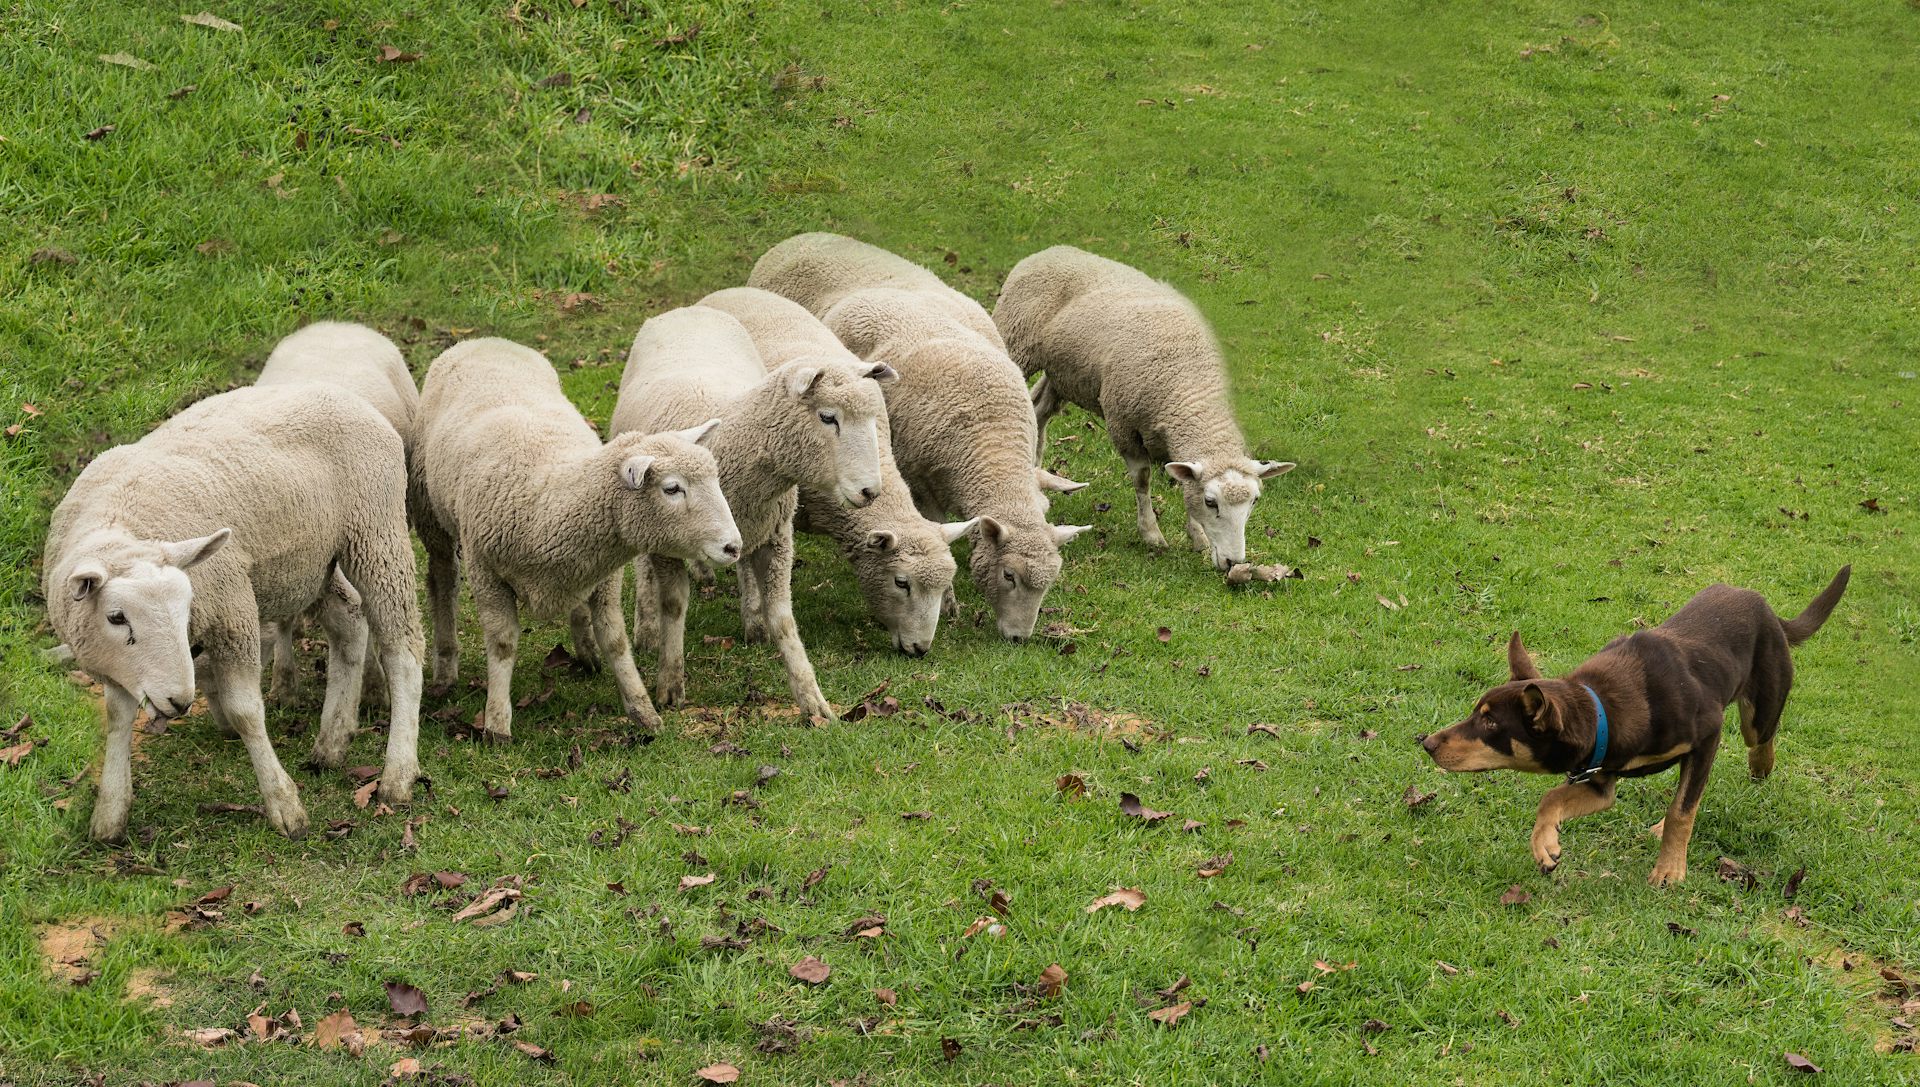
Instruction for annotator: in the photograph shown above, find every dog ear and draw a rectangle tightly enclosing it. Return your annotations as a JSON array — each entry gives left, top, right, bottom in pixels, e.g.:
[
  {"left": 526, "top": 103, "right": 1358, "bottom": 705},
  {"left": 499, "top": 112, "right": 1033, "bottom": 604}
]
[
  {"left": 1507, "top": 631, "right": 1541, "bottom": 681},
  {"left": 1519, "top": 681, "right": 1564, "bottom": 734}
]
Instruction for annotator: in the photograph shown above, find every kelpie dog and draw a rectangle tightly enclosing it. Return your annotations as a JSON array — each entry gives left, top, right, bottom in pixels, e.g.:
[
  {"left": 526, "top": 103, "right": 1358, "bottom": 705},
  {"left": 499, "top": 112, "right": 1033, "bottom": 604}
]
[{"left": 1421, "top": 567, "right": 1850, "bottom": 886}]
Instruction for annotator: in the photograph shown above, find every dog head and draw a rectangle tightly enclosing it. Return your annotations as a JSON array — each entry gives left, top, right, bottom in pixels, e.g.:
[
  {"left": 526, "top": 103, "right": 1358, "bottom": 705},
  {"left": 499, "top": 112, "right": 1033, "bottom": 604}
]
[{"left": 1420, "top": 632, "right": 1590, "bottom": 773}]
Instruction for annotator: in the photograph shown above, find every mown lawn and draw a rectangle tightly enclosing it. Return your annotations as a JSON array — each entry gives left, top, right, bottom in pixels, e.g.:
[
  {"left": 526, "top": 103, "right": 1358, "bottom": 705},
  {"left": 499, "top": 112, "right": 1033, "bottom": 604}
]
[{"left": 3, "top": 1, "right": 1917, "bottom": 1084}]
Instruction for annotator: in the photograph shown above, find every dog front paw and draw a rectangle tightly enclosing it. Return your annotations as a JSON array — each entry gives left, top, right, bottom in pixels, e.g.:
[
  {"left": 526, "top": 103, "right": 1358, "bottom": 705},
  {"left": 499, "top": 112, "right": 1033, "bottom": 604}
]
[{"left": 1647, "top": 858, "right": 1688, "bottom": 887}]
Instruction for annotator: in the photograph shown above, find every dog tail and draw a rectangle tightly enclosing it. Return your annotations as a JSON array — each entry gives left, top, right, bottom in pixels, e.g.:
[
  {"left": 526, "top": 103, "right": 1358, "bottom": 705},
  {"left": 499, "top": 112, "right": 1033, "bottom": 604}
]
[{"left": 1782, "top": 565, "right": 1851, "bottom": 646}]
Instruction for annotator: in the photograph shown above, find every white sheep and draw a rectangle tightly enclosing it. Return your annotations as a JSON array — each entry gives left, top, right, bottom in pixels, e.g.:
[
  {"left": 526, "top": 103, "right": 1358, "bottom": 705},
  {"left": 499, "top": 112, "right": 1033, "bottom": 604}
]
[
  {"left": 613, "top": 305, "right": 895, "bottom": 716},
  {"left": 255, "top": 321, "right": 418, "bottom": 705},
  {"left": 994, "top": 245, "right": 1295, "bottom": 570},
  {"left": 697, "top": 287, "right": 975, "bottom": 656},
  {"left": 746, "top": 231, "right": 1006, "bottom": 348},
  {"left": 43, "top": 385, "right": 427, "bottom": 840},
  {"left": 414, "top": 337, "right": 741, "bottom": 744}
]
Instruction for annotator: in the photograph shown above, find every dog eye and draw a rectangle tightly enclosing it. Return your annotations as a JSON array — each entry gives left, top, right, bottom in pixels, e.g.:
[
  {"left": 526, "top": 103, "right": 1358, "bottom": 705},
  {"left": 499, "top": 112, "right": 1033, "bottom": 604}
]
[
  {"left": 107, "top": 609, "right": 128, "bottom": 626},
  {"left": 818, "top": 412, "right": 838, "bottom": 428}
]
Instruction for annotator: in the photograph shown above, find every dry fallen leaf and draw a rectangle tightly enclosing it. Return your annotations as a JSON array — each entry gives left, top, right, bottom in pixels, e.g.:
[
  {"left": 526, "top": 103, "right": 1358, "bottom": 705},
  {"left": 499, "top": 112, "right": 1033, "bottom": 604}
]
[
  {"left": 389, "top": 1057, "right": 422, "bottom": 1079},
  {"left": 1085, "top": 887, "right": 1147, "bottom": 913},
  {"left": 181, "top": 11, "right": 242, "bottom": 31},
  {"left": 680, "top": 873, "right": 717, "bottom": 891},
  {"left": 1118, "top": 792, "right": 1172, "bottom": 823},
  {"left": 384, "top": 980, "right": 428, "bottom": 1018},
  {"left": 183, "top": 1026, "right": 236, "bottom": 1047},
  {"left": 695, "top": 1064, "right": 740, "bottom": 1084},
  {"left": 99, "top": 53, "right": 156, "bottom": 70},
  {"left": 377, "top": 45, "right": 421, "bottom": 63},
  {"left": 1148, "top": 1001, "right": 1192, "bottom": 1027},
  {"left": 1196, "top": 854, "right": 1233, "bottom": 878},
  {"left": 1783, "top": 1052, "right": 1822, "bottom": 1074},
  {"left": 313, "top": 1008, "right": 357, "bottom": 1049},
  {"left": 1402, "top": 783, "right": 1436, "bottom": 808},
  {"left": 512, "top": 1039, "right": 556, "bottom": 1063},
  {"left": 353, "top": 777, "right": 379, "bottom": 809},
  {"left": 789, "top": 955, "right": 830, "bottom": 985},
  {"left": 1035, "top": 963, "right": 1068, "bottom": 998},
  {"left": 875, "top": 987, "right": 898, "bottom": 1006},
  {"left": 1055, "top": 773, "right": 1086, "bottom": 799},
  {"left": 1499, "top": 884, "right": 1532, "bottom": 906}
]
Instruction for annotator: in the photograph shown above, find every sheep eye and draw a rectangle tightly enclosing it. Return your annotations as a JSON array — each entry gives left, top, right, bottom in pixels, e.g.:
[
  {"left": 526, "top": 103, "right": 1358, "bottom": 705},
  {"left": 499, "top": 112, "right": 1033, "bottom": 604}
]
[
  {"left": 662, "top": 483, "right": 683, "bottom": 496},
  {"left": 107, "top": 609, "right": 128, "bottom": 626},
  {"left": 1205, "top": 498, "right": 1219, "bottom": 511},
  {"left": 894, "top": 577, "right": 910, "bottom": 592},
  {"left": 1002, "top": 570, "right": 1016, "bottom": 584},
  {"left": 818, "top": 412, "right": 838, "bottom": 428}
]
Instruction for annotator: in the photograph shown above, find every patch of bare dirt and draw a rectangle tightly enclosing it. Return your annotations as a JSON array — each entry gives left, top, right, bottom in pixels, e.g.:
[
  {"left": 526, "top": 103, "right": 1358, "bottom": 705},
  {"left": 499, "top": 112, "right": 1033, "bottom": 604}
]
[{"left": 37, "top": 916, "right": 125, "bottom": 984}]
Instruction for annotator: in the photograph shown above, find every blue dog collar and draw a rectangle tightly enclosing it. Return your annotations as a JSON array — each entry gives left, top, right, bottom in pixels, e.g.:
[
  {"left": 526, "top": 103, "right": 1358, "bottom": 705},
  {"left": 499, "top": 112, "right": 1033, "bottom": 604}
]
[{"left": 1567, "top": 684, "right": 1609, "bottom": 785}]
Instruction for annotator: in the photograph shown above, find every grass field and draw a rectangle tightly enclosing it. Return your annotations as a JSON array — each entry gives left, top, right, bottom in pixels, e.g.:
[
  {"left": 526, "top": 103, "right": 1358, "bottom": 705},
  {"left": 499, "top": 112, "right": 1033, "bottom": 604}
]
[{"left": 3, "top": 1, "right": 1918, "bottom": 1083}]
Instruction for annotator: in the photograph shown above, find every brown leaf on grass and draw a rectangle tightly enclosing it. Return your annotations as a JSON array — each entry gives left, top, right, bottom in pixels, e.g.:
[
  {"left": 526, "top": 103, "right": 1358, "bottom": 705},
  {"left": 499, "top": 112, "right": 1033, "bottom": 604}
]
[
  {"left": 342, "top": 921, "right": 366, "bottom": 938},
  {"left": 390, "top": 1057, "right": 422, "bottom": 1078},
  {"left": 1055, "top": 773, "right": 1086, "bottom": 799},
  {"left": 512, "top": 1039, "right": 556, "bottom": 1063},
  {"left": 1436, "top": 960, "right": 1461, "bottom": 976},
  {"left": 343, "top": 764, "right": 380, "bottom": 784},
  {"left": 1236, "top": 758, "right": 1269, "bottom": 771},
  {"left": 1118, "top": 792, "right": 1172, "bottom": 823},
  {"left": 541, "top": 643, "right": 575, "bottom": 671},
  {"left": 1499, "top": 884, "right": 1532, "bottom": 906},
  {"left": 99, "top": 53, "right": 156, "bottom": 70},
  {"left": 377, "top": 45, "right": 421, "bottom": 62},
  {"left": 680, "top": 873, "right": 717, "bottom": 891},
  {"left": 1783, "top": 1052, "right": 1822, "bottom": 1074},
  {"left": 789, "top": 955, "right": 830, "bottom": 985},
  {"left": 29, "top": 248, "right": 77, "bottom": 266},
  {"left": 572, "top": 107, "right": 591, "bottom": 124},
  {"left": 1666, "top": 921, "right": 1698, "bottom": 938},
  {"left": 672, "top": 823, "right": 709, "bottom": 837},
  {"left": 695, "top": 1064, "right": 739, "bottom": 1084},
  {"left": 1033, "top": 963, "right": 1068, "bottom": 998},
  {"left": 1086, "top": 887, "right": 1146, "bottom": 913},
  {"left": 803, "top": 865, "right": 830, "bottom": 891},
  {"left": 941, "top": 1037, "right": 963, "bottom": 1062},
  {"left": 875, "top": 987, "right": 898, "bottom": 1005},
  {"left": 556, "top": 999, "right": 595, "bottom": 1018},
  {"left": 451, "top": 885, "right": 522, "bottom": 923},
  {"left": 1860, "top": 498, "right": 1884, "bottom": 514},
  {"left": 1402, "top": 783, "right": 1436, "bottom": 808},
  {"left": 900, "top": 810, "right": 933, "bottom": 821},
  {"left": 1362, "top": 1017, "right": 1392, "bottom": 1034},
  {"left": 1784, "top": 905, "right": 1811, "bottom": 928},
  {"left": 0, "top": 740, "right": 34, "bottom": 767},
  {"left": 85, "top": 125, "right": 116, "bottom": 141},
  {"left": 1156, "top": 626, "right": 1172, "bottom": 642},
  {"left": 169, "top": 84, "right": 199, "bottom": 99},
  {"left": 1158, "top": 975, "right": 1191, "bottom": 1000},
  {"left": 1716, "top": 856, "right": 1757, "bottom": 890},
  {"left": 183, "top": 1026, "right": 236, "bottom": 1047},
  {"left": 1884, "top": 967, "right": 1916, "bottom": 997},
  {"left": 1182, "top": 818, "right": 1205, "bottom": 833},
  {"left": 1148, "top": 1001, "right": 1192, "bottom": 1026},
  {"left": 539, "top": 71, "right": 573, "bottom": 88},
  {"left": 384, "top": 980, "right": 428, "bottom": 1017},
  {"left": 485, "top": 781, "right": 509, "bottom": 801},
  {"left": 1247, "top": 722, "right": 1280, "bottom": 738},
  {"left": 1784, "top": 866, "right": 1807, "bottom": 900},
  {"left": 558, "top": 291, "right": 599, "bottom": 314},
  {"left": 313, "top": 1008, "right": 357, "bottom": 1049},
  {"left": 1196, "top": 854, "right": 1233, "bottom": 878},
  {"left": 353, "top": 777, "right": 379, "bottom": 809},
  {"left": 654, "top": 23, "right": 701, "bottom": 47}
]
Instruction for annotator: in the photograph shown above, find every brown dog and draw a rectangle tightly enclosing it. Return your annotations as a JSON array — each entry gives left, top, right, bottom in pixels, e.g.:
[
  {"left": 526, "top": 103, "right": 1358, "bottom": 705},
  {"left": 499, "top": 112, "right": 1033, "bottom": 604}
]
[{"left": 1421, "top": 567, "right": 1850, "bottom": 886}]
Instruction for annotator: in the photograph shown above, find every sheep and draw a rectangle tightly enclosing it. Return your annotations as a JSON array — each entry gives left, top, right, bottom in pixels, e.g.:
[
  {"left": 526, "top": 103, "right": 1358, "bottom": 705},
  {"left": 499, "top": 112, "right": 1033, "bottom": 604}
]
[
  {"left": 414, "top": 337, "right": 742, "bottom": 744},
  {"left": 43, "top": 384, "right": 427, "bottom": 841},
  {"left": 697, "top": 287, "right": 976, "bottom": 656},
  {"left": 993, "top": 245, "right": 1296, "bottom": 571},
  {"left": 255, "top": 321, "right": 418, "bottom": 706},
  {"left": 749, "top": 234, "right": 1091, "bottom": 641},
  {"left": 612, "top": 305, "right": 895, "bottom": 716}
]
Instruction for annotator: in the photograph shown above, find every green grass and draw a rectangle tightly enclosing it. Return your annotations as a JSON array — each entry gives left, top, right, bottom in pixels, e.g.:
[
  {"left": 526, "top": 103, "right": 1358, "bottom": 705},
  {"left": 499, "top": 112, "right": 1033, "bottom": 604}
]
[{"left": 4, "top": 0, "right": 1918, "bottom": 1083}]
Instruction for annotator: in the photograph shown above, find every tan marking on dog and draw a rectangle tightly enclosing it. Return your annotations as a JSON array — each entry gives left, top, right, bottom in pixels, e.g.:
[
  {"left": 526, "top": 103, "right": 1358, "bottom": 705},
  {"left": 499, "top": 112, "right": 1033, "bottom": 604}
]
[
  {"left": 1425, "top": 730, "right": 1548, "bottom": 773},
  {"left": 1622, "top": 743, "right": 1691, "bottom": 770},
  {"left": 1648, "top": 808, "right": 1696, "bottom": 886},
  {"left": 1529, "top": 779, "right": 1617, "bottom": 872}
]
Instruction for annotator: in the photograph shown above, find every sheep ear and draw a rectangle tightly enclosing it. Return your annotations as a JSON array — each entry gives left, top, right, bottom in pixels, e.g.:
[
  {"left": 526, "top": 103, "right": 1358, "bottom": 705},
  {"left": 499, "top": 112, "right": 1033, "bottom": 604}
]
[
  {"left": 1256, "top": 460, "right": 1296, "bottom": 479},
  {"left": 68, "top": 559, "right": 109, "bottom": 601},
  {"left": 620, "top": 454, "right": 655, "bottom": 490},
  {"left": 865, "top": 530, "right": 898, "bottom": 552},
  {"left": 1507, "top": 631, "right": 1542, "bottom": 681},
  {"left": 1035, "top": 467, "right": 1088, "bottom": 494},
  {"left": 1051, "top": 523, "right": 1093, "bottom": 546},
  {"left": 1165, "top": 461, "right": 1202, "bottom": 484},
  {"left": 672, "top": 418, "right": 722, "bottom": 446},
  {"left": 864, "top": 361, "right": 899, "bottom": 384},
  {"left": 939, "top": 517, "right": 979, "bottom": 546},
  {"left": 784, "top": 365, "right": 825, "bottom": 401},
  {"left": 975, "top": 516, "right": 1007, "bottom": 546},
  {"left": 161, "top": 528, "right": 231, "bottom": 569}
]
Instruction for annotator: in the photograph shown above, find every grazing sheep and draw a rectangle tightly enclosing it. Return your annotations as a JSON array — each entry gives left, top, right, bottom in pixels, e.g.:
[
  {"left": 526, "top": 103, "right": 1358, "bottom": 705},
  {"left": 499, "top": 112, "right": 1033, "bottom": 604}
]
[
  {"left": 613, "top": 305, "right": 895, "bottom": 716},
  {"left": 994, "top": 245, "right": 1295, "bottom": 571},
  {"left": 255, "top": 321, "right": 418, "bottom": 706},
  {"left": 698, "top": 287, "right": 976, "bottom": 656},
  {"left": 43, "top": 385, "right": 427, "bottom": 840},
  {"left": 747, "top": 231, "right": 1006, "bottom": 348},
  {"left": 414, "top": 337, "right": 742, "bottom": 744}
]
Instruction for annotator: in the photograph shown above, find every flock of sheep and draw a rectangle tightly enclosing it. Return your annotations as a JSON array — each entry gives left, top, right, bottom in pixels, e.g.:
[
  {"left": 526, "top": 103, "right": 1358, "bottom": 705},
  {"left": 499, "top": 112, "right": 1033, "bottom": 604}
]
[{"left": 43, "top": 233, "right": 1294, "bottom": 840}]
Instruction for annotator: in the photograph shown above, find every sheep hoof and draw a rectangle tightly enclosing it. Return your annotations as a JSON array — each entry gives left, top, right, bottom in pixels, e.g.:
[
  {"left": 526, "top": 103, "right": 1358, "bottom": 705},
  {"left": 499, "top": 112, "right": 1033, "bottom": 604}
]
[
  {"left": 482, "top": 728, "right": 513, "bottom": 746},
  {"left": 267, "top": 801, "right": 310, "bottom": 840},
  {"left": 88, "top": 815, "right": 130, "bottom": 844},
  {"left": 377, "top": 775, "right": 416, "bottom": 806}
]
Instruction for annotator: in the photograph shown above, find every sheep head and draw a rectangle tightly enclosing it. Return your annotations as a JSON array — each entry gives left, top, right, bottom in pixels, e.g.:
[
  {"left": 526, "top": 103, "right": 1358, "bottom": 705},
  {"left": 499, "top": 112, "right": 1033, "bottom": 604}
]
[
  {"left": 49, "top": 527, "right": 231, "bottom": 717},
  {"left": 966, "top": 517, "right": 1090, "bottom": 642},
  {"left": 1164, "top": 458, "right": 1294, "bottom": 570},
  {"left": 610, "top": 423, "right": 743, "bottom": 567},
  {"left": 856, "top": 516, "right": 974, "bottom": 657},
  {"left": 775, "top": 357, "right": 894, "bottom": 509}
]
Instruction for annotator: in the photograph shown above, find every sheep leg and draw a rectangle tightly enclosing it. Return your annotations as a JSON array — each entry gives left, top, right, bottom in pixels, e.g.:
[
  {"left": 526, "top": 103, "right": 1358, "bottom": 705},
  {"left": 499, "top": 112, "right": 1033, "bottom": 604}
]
[
  {"left": 469, "top": 568, "right": 519, "bottom": 745},
  {"left": 267, "top": 620, "right": 299, "bottom": 706},
  {"left": 651, "top": 555, "right": 691, "bottom": 708},
  {"left": 89, "top": 681, "right": 141, "bottom": 842},
  {"left": 1185, "top": 517, "right": 1210, "bottom": 552},
  {"left": 587, "top": 571, "right": 661, "bottom": 734},
  {"left": 337, "top": 521, "right": 427, "bottom": 801},
  {"left": 630, "top": 556, "right": 660, "bottom": 655},
  {"left": 421, "top": 519, "right": 460, "bottom": 687},
  {"left": 739, "top": 558, "right": 768, "bottom": 643},
  {"left": 752, "top": 525, "right": 835, "bottom": 721},
  {"left": 204, "top": 648, "right": 309, "bottom": 839},
  {"left": 567, "top": 605, "right": 603, "bottom": 671},
  {"left": 1125, "top": 457, "right": 1168, "bottom": 549},
  {"left": 306, "top": 583, "right": 368, "bottom": 770},
  {"left": 360, "top": 637, "right": 388, "bottom": 708},
  {"left": 1031, "top": 373, "right": 1060, "bottom": 461}
]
